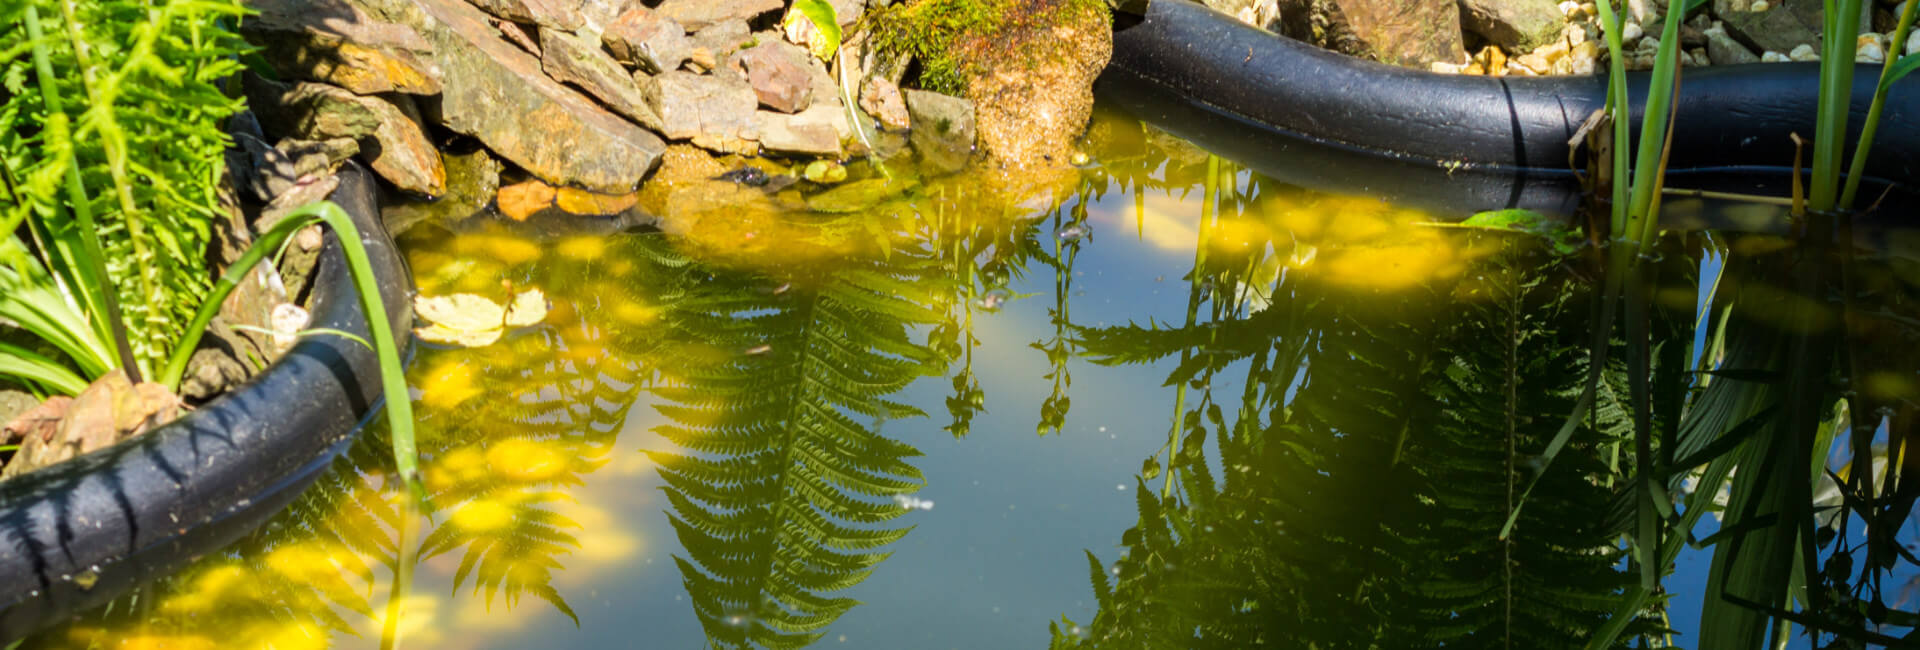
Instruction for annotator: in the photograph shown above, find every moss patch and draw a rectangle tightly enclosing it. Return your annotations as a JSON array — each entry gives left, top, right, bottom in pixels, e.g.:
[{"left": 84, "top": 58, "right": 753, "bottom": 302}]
[{"left": 865, "top": 0, "right": 1109, "bottom": 96}]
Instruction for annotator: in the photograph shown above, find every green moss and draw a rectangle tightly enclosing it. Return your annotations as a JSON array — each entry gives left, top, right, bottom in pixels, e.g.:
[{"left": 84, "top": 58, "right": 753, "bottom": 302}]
[{"left": 864, "top": 0, "right": 1110, "bottom": 96}]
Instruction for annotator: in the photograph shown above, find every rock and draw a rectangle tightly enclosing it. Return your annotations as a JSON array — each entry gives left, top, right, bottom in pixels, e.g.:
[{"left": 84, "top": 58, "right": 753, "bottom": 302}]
[
  {"left": 1791, "top": 43, "right": 1820, "bottom": 59},
  {"left": 1622, "top": 21, "right": 1645, "bottom": 42},
  {"left": 497, "top": 19, "right": 541, "bottom": 55},
  {"left": 758, "top": 105, "right": 845, "bottom": 156},
  {"left": 1627, "top": 0, "right": 1661, "bottom": 24},
  {"left": 398, "top": 0, "right": 665, "bottom": 193},
  {"left": 468, "top": 0, "right": 584, "bottom": 30},
  {"left": 497, "top": 178, "right": 557, "bottom": 220},
  {"left": 384, "top": 148, "right": 503, "bottom": 235},
  {"left": 245, "top": 76, "right": 448, "bottom": 196},
  {"left": 646, "top": 70, "right": 762, "bottom": 154},
  {"left": 860, "top": 77, "right": 911, "bottom": 131},
  {"left": 1706, "top": 23, "right": 1763, "bottom": 63},
  {"left": 556, "top": 187, "right": 641, "bottom": 215},
  {"left": 1458, "top": 0, "right": 1566, "bottom": 50},
  {"left": 733, "top": 40, "right": 815, "bottom": 113},
  {"left": 1201, "top": 0, "right": 1283, "bottom": 29},
  {"left": 540, "top": 27, "right": 664, "bottom": 130},
  {"left": 0, "top": 389, "right": 38, "bottom": 438},
  {"left": 637, "top": 145, "right": 731, "bottom": 215},
  {"left": 1858, "top": 32, "right": 1888, "bottom": 62},
  {"left": 1279, "top": 0, "right": 1467, "bottom": 66},
  {"left": 962, "top": 0, "right": 1111, "bottom": 166},
  {"left": 604, "top": 8, "right": 693, "bottom": 73},
  {"left": 1, "top": 371, "right": 177, "bottom": 480},
  {"left": 902, "top": 90, "right": 975, "bottom": 174},
  {"left": 240, "top": 0, "right": 441, "bottom": 95},
  {"left": 657, "top": 0, "right": 784, "bottom": 32},
  {"left": 1910, "top": 28, "right": 1920, "bottom": 55},
  {"left": 688, "top": 20, "right": 756, "bottom": 74},
  {"left": 1762, "top": 49, "right": 1792, "bottom": 61},
  {"left": 1717, "top": 0, "right": 1861, "bottom": 56}
]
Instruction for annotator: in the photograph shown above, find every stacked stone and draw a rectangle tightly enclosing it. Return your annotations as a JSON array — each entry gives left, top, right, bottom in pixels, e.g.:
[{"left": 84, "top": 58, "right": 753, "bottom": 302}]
[
  {"left": 1204, "top": 0, "right": 1912, "bottom": 76},
  {"left": 240, "top": 0, "right": 981, "bottom": 218}
]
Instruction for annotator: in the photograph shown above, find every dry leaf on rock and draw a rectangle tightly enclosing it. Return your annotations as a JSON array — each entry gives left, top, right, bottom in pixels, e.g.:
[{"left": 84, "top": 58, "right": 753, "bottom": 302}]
[{"left": 414, "top": 289, "right": 549, "bottom": 347}]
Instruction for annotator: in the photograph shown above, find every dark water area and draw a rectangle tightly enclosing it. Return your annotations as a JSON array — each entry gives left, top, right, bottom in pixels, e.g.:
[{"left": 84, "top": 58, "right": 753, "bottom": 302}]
[{"left": 22, "top": 110, "right": 1920, "bottom": 649}]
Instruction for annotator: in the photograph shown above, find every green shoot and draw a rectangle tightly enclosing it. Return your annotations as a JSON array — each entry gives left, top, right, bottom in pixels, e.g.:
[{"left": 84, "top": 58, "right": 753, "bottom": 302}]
[{"left": 1839, "top": 0, "right": 1920, "bottom": 208}]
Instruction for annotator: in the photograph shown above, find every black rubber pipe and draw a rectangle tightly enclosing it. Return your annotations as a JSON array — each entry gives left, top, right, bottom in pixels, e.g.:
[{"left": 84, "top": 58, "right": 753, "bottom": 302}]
[
  {"left": 0, "top": 162, "right": 412, "bottom": 643},
  {"left": 1098, "top": 0, "right": 1920, "bottom": 218}
]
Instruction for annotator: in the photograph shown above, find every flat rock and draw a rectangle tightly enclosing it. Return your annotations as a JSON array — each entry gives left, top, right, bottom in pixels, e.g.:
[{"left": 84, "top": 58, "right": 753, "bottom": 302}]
[
  {"left": 497, "top": 19, "right": 541, "bottom": 55},
  {"left": 402, "top": 0, "right": 665, "bottom": 192},
  {"left": 540, "top": 27, "right": 664, "bottom": 130},
  {"left": 384, "top": 148, "right": 502, "bottom": 234},
  {"left": 688, "top": 20, "right": 756, "bottom": 73},
  {"left": 758, "top": 105, "right": 844, "bottom": 156},
  {"left": 245, "top": 76, "right": 447, "bottom": 196},
  {"left": 1705, "top": 23, "right": 1763, "bottom": 63},
  {"left": 861, "top": 77, "right": 910, "bottom": 131},
  {"left": 646, "top": 71, "right": 762, "bottom": 154},
  {"left": 241, "top": 0, "right": 441, "bottom": 95},
  {"left": 657, "top": 0, "right": 784, "bottom": 32},
  {"left": 468, "top": 0, "right": 584, "bottom": 30},
  {"left": 1278, "top": 0, "right": 1467, "bottom": 66},
  {"left": 734, "top": 40, "right": 815, "bottom": 113},
  {"left": 1458, "top": 0, "right": 1565, "bottom": 50},
  {"left": 904, "top": 89, "right": 975, "bottom": 173},
  {"left": 1715, "top": 0, "right": 1841, "bottom": 55},
  {"left": 604, "top": 8, "right": 692, "bottom": 73}
]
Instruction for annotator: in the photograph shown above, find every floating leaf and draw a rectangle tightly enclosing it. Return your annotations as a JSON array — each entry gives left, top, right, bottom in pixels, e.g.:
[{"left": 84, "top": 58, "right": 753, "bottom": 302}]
[{"left": 413, "top": 289, "right": 547, "bottom": 347}]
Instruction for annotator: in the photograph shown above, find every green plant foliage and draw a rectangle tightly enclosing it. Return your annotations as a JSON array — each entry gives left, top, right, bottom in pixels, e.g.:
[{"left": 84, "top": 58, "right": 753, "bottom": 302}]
[
  {"left": 0, "top": 0, "right": 249, "bottom": 381},
  {"left": 635, "top": 233, "right": 947, "bottom": 649}
]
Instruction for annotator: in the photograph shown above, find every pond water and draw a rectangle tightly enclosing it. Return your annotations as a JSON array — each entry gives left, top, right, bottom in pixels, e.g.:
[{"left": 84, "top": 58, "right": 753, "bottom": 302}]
[{"left": 22, "top": 109, "right": 1920, "bottom": 648}]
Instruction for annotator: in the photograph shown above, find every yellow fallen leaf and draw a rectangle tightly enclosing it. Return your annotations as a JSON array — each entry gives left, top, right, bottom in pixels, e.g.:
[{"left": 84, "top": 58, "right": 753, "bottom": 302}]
[{"left": 413, "top": 289, "right": 546, "bottom": 347}]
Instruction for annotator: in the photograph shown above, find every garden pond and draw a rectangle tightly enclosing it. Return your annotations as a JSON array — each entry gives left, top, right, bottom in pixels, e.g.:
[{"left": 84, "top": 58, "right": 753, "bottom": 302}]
[{"left": 17, "top": 109, "right": 1920, "bottom": 649}]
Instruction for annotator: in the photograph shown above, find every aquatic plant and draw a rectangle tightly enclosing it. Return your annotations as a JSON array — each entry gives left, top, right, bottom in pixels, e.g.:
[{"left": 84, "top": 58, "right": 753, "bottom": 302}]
[{"left": 635, "top": 233, "right": 948, "bottom": 648}]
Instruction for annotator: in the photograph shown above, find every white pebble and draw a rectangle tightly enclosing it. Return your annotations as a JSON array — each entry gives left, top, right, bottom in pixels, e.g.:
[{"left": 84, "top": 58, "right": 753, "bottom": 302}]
[
  {"left": 1909, "top": 29, "right": 1920, "bottom": 56},
  {"left": 1762, "top": 50, "right": 1792, "bottom": 62},
  {"left": 1750, "top": 0, "right": 1770, "bottom": 10},
  {"left": 1790, "top": 43, "right": 1819, "bottom": 61},
  {"left": 1858, "top": 33, "right": 1888, "bottom": 63},
  {"left": 1622, "top": 21, "right": 1645, "bottom": 42},
  {"left": 1566, "top": 23, "right": 1589, "bottom": 45},
  {"left": 1559, "top": 0, "right": 1582, "bottom": 16}
]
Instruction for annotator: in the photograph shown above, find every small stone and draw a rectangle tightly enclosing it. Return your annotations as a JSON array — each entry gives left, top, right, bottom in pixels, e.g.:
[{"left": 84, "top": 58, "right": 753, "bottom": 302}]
[
  {"left": 733, "top": 40, "right": 815, "bottom": 113},
  {"left": 604, "top": 8, "right": 692, "bottom": 74},
  {"left": 657, "top": 0, "right": 783, "bottom": 32},
  {"left": 691, "top": 21, "right": 755, "bottom": 63},
  {"left": 1570, "top": 40, "right": 1601, "bottom": 74},
  {"left": 468, "top": 0, "right": 584, "bottom": 30},
  {"left": 646, "top": 71, "right": 762, "bottom": 154},
  {"left": 1458, "top": 0, "right": 1566, "bottom": 51},
  {"left": 269, "top": 303, "right": 310, "bottom": 352},
  {"left": 384, "top": 149, "right": 501, "bottom": 235},
  {"left": 1686, "top": 47, "right": 1709, "bottom": 65},
  {"left": 757, "top": 105, "right": 844, "bottom": 157},
  {"left": 1750, "top": 0, "right": 1770, "bottom": 9},
  {"left": 904, "top": 89, "right": 975, "bottom": 173},
  {"left": 1514, "top": 51, "right": 1552, "bottom": 73},
  {"left": 802, "top": 160, "right": 846, "bottom": 183},
  {"left": 860, "top": 77, "right": 911, "bottom": 131},
  {"left": 1566, "top": 23, "right": 1589, "bottom": 45},
  {"left": 1579, "top": 1, "right": 1598, "bottom": 15},
  {"left": 498, "top": 179, "right": 557, "bottom": 221},
  {"left": 1558, "top": 0, "right": 1581, "bottom": 15},
  {"left": 1430, "top": 61, "right": 1466, "bottom": 73},
  {"left": 1707, "top": 23, "right": 1763, "bottom": 63},
  {"left": 1909, "top": 29, "right": 1920, "bottom": 55},
  {"left": 1634, "top": 35, "right": 1661, "bottom": 56},
  {"left": 1858, "top": 32, "right": 1889, "bottom": 63},
  {"left": 541, "top": 27, "right": 664, "bottom": 131},
  {"left": 1791, "top": 43, "right": 1819, "bottom": 60},
  {"left": 1622, "top": 21, "right": 1645, "bottom": 42},
  {"left": 1762, "top": 50, "right": 1792, "bottom": 61},
  {"left": 555, "top": 187, "right": 641, "bottom": 215}
]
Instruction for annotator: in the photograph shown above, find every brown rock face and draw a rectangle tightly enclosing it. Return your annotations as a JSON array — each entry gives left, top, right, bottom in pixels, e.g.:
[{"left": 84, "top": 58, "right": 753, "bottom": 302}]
[
  {"left": 469, "top": 0, "right": 585, "bottom": 30},
  {"left": 540, "top": 27, "right": 665, "bottom": 130},
  {"left": 758, "top": 105, "right": 844, "bottom": 156},
  {"left": 645, "top": 71, "right": 762, "bottom": 154},
  {"left": 1457, "top": 0, "right": 1564, "bottom": 50},
  {"left": 860, "top": 77, "right": 910, "bottom": 131},
  {"left": 1279, "top": 0, "right": 1467, "bottom": 66},
  {"left": 245, "top": 76, "right": 448, "bottom": 196},
  {"left": 657, "top": 0, "right": 784, "bottom": 31},
  {"left": 734, "top": 41, "right": 816, "bottom": 113},
  {"left": 960, "top": 0, "right": 1111, "bottom": 167},
  {"left": 604, "top": 8, "right": 693, "bottom": 73},
  {"left": 0, "top": 371, "right": 178, "bottom": 480},
  {"left": 401, "top": 0, "right": 666, "bottom": 192},
  {"left": 241, "top": 0, "right": 442, "bottom": 95}
]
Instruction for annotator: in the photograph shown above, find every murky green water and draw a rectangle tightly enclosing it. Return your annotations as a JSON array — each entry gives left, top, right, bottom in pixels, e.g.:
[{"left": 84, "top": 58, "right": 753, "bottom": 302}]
[{"left": 24, "top": 110, "right": 1920, "bottom": 648}]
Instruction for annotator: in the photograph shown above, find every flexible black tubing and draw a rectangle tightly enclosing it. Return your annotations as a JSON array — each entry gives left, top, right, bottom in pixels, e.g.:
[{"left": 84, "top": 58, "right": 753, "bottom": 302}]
[
  {"left": 0, "top": 162, "right": 413, "bottom": 642},
  {"left": 1098, "top": 0, "right": 1920, "bottom": 218}
]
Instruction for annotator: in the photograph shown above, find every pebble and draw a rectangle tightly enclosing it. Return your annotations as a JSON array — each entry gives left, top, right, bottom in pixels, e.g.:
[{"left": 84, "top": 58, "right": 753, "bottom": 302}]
[
  {"left": 1559, "top": 0, "right": 1582, "bottom": 16},
  {"left": 1762, "top": 50, "right": 1792, "bottom": 62},
  {"left": 1790, "top": 43, "right": 1819, "bottom": 60},
  {"left": 1750, "top": 0, "right": 1770, "bottom": 10},
  {"left": 1910, "top": 30, "right": 1920, "bottom": 55},
  {"left": 1566, "top": 23, "right": 1589, "bottom": 45},
  {"left": 1623, "top": 21, "right": 1645, "bottom": 42},
  {"left": 1858, "top": 33, "right": 1887, "bottom": 63}
]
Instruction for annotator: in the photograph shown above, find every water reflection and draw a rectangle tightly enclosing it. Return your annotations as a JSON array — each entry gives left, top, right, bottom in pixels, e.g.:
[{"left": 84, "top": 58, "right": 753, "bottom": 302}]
[{"left": 22, "top": 112, "right": 1920, "bottom": 648}]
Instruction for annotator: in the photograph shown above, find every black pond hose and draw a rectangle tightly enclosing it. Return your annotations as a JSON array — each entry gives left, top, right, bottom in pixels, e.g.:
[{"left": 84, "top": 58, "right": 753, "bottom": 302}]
[
  {"left": 1098, "top": 0, "right": 1920, "bottom": 219},
  {"left": 0, "top": 162, "right": 412, "bottom": 643}
]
